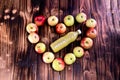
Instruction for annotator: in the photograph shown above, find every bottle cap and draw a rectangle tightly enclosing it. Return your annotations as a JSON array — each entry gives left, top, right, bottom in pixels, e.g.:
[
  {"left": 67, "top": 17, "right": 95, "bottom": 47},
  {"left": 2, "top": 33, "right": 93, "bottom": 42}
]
[{"left": 77, "top": 29, "right": 81, "bottom": 34}]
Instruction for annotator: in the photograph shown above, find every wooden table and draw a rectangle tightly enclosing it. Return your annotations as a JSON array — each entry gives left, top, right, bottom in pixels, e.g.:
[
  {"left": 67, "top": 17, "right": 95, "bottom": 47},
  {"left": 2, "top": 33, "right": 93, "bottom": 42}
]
[{"left": 0, "top": 0, "right": 120, "bottom": 80}]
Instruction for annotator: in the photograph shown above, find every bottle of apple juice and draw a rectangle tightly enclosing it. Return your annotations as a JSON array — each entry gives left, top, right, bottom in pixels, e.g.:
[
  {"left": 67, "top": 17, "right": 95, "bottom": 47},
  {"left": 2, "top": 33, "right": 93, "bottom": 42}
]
[{"left": 50, "top": 29, "right": 81, "bottom": 53}]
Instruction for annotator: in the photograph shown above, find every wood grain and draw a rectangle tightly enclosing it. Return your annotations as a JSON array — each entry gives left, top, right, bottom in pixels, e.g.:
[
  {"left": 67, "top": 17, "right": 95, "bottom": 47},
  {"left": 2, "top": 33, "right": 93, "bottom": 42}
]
[{"left": 0, "top": 0, "right": 120, "bottom": 80}]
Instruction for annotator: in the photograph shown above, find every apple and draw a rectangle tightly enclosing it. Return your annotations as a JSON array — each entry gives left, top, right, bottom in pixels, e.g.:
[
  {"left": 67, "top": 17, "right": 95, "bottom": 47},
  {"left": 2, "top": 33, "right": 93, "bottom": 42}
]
[
  {"left": 86, "top": 28, "right": 97, "bottom": 38},
  {"left": 76, "top": 12, "right": 87, "bottom": 23},
  {"left": 80, "top": 37, "right": 93, "bottom": 49},
  {"left": 64, "top": 15, "right": 74, "bottom": 27},
  {"left": 56, "top": 23, "right": 66, "bottom": 34},
  {"left": 64, "top": 53, "right": 76, "bottom": 65},
  {"left": 42, "top": 52, "right": 55, "bottom": 63},
  {"left": 28, "top": 33, "right": 39, "bottom": 43},
  {"left": 35, "top": 42, "right": 46, "bottom": 54},
  {"left": 73, "top": 46, "right": 84, "bottom": 58},
  {"left": 26, "top": 23, "right": 38, "bottom": 33},
  {"left": 47, "top": 16, "right": 58, "bottom": 26},
  {"left": 86, "top": 18, "right": 97, "bottom": 28},
  {"left": 34, "top": 15, "right": 46, "bottom": 26},
  {"left": 52, "top": 58, "right": 65, "bottom": 71}
]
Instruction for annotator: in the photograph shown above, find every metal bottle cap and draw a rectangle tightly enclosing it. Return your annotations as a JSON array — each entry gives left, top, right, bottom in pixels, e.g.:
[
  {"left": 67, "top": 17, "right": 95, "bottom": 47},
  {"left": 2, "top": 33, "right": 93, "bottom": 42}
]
[{"left": 77, "top": 29, "right": 82, "bottom": 34}]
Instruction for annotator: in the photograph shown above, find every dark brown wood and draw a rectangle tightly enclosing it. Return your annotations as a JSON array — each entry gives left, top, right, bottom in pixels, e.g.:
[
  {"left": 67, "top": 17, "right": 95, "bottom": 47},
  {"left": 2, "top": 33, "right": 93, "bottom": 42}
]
[{"left": 0, "top": 0, "right": 120, "bottom": 80}]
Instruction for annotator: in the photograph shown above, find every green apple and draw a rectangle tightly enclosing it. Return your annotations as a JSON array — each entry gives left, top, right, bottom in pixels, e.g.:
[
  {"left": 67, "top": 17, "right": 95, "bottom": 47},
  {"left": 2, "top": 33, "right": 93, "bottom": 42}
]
[
  {"left": 26, "top": 23, "right": 38, "bottom": 33},
  {"left": 80, "top": 37, "right": 93, "bottom": 49},
  {"left": 64, "top": 15, "right": 74, "bottom": 27},
  {"left": 73, "top": 46, "right": 84, "bottom": 58},
  {"left": 86, "top": 18, "right": 97, "bottom": 28},
  {"left": 42, "top": 52, "right": 55, "bottom": 63},
  {"left": 47, "top": 16, "right": 58, "bottom": 26},
  {"left": 28, "top": 33, "right": 39, "bottom": 43},
  {"left": 64, "top": 53, "right": 76, "bottom": 65},
  {"left": 35, "top": 42, "right": 46, "bottom": 54},
  {"left": 52, "top": 58, "right": 65, "bottom": 71},
  {"left": 76, "top": 12, "right": 87, "bottom": 23}
]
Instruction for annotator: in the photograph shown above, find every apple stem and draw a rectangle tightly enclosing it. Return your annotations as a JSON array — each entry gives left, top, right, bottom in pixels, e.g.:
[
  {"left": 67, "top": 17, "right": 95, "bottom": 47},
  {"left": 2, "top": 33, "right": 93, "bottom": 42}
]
[
  {"left": 68, "top": 18, "right": 70, "bottom": 20},
  {"left": 52, "top": 18, "right": 54, "bottom": 21},
  {"left": 58, "top": 62, "right": 61, "bottom": 65},
  {"left": 47, "top": 57, "right": 50, "bottom": 59},
  {"left": 78, "top": 50, "right": 80, "bottom": 52}
]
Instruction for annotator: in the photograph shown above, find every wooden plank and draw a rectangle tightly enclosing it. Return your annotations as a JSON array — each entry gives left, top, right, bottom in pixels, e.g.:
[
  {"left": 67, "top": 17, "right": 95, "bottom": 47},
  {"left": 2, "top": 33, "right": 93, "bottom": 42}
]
[{"left": 0, "top": 0, "right": 120, "bottom": 80}]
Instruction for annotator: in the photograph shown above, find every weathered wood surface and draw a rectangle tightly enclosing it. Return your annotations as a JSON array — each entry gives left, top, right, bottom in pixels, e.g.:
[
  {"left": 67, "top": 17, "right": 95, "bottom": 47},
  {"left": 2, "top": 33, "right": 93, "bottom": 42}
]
[{"left": 0, "top": 0, "right": 120, "bottom": 80}]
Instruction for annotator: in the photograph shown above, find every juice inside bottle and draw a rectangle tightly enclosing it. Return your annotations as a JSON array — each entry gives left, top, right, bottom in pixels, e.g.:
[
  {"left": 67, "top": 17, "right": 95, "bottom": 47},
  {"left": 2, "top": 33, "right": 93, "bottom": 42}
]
[{"left": 50, "top": 29, "right": 81, "bottom": 53}]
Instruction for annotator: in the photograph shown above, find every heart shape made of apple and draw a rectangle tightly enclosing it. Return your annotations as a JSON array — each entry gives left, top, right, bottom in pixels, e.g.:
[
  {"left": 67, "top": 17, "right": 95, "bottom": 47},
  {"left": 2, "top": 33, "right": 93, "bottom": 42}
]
[{"left": 25, "top": 12, "right": 97, "bottom": 72}]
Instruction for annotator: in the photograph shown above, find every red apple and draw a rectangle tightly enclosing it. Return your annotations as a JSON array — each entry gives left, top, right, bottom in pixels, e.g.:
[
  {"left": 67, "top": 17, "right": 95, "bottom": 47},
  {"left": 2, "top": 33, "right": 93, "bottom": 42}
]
[
  {"left": 34, "top": 16, "right": 46, "bottom": 26},
  {"left": 52, "top": 58, "right": 65, "bottom": 71},
  {"left": 26, "top": 23, "right": 38, "bottom": 33},
  {"left": 28, "top": 33, "right": 40, "bottom": 44},
  {"left": 80, "top": 37, "right": 93, "bottom": 49},
  {"left": 35, "top": 42, "right": 46, "bottom": 54},
  {"left": 56, "top": 23, "right": 66, "bottom": 34},
  {"left": 86, "top": 28, "right": 97, "bottom": 39}
]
